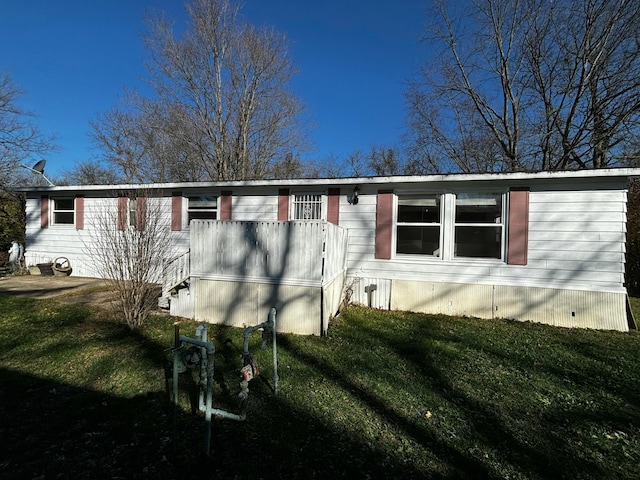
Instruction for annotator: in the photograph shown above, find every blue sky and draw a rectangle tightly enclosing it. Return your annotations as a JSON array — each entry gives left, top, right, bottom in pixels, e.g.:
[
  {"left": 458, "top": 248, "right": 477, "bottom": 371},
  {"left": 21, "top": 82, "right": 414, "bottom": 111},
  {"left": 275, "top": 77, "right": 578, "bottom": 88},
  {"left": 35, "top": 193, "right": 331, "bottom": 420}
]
[{"left": 0, "top": 0, "right": 429, "bottom": 178}]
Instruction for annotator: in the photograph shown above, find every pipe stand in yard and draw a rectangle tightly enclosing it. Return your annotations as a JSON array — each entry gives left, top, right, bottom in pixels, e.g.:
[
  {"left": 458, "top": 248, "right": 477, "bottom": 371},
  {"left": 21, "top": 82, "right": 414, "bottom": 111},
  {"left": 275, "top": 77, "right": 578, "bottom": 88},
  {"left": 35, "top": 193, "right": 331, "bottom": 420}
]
[{"left": 170, "top": 308, "right": 279, "bottom": 456}]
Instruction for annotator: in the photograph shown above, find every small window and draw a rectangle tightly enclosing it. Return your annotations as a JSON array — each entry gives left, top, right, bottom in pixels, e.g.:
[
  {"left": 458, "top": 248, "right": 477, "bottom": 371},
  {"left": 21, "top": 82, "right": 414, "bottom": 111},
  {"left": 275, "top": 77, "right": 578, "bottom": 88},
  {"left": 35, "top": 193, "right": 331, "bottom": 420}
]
[
  {"left": 454, "top": 193, "right": 504, "bottom": 259},
  {"left": 52, "top": 198, "right": 74, "bottom": 225},
  {"left": 293, "top": 194, "right": 322, "bottom": 220},
  {"left": 396, "top": 195, "right": 441, "bottom": 256},
  {"left": 188, "top": 196, "right": 217, "bottom": 223},
  {"left": 129, "top": 198, "right": 137, "bottom": 227}
]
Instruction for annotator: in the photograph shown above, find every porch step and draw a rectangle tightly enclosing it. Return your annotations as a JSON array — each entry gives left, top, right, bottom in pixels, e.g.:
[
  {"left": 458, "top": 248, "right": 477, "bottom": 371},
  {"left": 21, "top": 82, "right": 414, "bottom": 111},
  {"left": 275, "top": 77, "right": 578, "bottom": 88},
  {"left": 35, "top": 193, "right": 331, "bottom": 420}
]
[{"left": 159, "top": 277, "right": 190, "bottom": 310}]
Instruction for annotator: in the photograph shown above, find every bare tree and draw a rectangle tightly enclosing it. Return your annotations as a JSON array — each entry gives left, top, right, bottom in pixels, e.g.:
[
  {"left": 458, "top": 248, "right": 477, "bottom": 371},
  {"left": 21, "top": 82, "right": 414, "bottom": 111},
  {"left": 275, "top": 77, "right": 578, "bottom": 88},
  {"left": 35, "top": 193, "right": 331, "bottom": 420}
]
[
  {"left": 368, "top": 145, "right": 405, "bottom": 176},
  {"left": 525, "top": 0, "right": 640, "bottom": 169},
  {"left": 88, "top": 102, "right": 148, "bottom": 184},
  {"left": 61, "top": 160, "right": 123, "bottom": 185},
  {"left": 84, "top": 191, "right": 171, "bottom": 329},
  {"left": 407, "top": 0, "right": 640, "bottom": 173},
  {"left": 0, "top": 73, "right": 56, "bottom": 188},
  {"left": 87, "top": 0, "right": 307, "bottom": 183}
]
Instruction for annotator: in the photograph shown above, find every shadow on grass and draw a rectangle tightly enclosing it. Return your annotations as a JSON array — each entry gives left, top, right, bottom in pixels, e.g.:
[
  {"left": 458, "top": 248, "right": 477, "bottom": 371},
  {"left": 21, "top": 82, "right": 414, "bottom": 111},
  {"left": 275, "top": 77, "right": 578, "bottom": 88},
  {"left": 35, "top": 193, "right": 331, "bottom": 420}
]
[
  {"left": 349, "top": 313, "right": 639, "bottom": 480},
  {"left": 0, "top": 318, "right": 441, "bottom": 480}
]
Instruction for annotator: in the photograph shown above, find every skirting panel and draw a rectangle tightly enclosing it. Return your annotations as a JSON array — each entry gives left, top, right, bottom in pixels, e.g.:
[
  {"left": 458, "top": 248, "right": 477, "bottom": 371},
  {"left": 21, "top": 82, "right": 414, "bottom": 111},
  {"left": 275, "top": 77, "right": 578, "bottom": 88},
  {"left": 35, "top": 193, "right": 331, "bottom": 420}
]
[
  {"left": 392, "top": 281, "right": 494, "bottom": 319},
  {"left": 492, "top": 285, "right": 628, "bottom": 331},
  {"left": 392, "top": 280, "right": 628, "bottom": 332},
  {"left": 194, "top": 278, "right": 322, "bottom": 335},
  {"left": 346, "top": 276, "right": 392, "bottom": 309}
]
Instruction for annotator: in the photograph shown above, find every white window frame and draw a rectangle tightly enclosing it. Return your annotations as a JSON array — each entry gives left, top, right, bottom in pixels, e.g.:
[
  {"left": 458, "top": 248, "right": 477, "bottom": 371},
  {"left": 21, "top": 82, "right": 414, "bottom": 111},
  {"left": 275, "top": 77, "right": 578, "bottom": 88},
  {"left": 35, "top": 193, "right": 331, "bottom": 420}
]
[
  {"left": 394, "top": 191, "right": 507, "bottom": 262},
  {"left": 186, "top": 195, "right": 218, "bottom": 226},
  {"left": 452, "top": 192, "right": 506, "bottom": 261},
  {"left": 395, "top": 194, "right": 443, "bottom": 257},
  {"left": 291, "top": 193, "right": 325, "bottom": 220},
  {"left": 51, "top": 197, "right": 75, "bottom": 226}
]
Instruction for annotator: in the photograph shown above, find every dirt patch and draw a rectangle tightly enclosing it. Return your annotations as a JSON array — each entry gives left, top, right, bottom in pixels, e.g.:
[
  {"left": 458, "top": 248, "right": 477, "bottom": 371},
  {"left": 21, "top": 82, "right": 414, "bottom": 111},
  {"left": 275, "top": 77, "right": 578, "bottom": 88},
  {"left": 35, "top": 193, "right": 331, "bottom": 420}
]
[{"left": 0, "top": 274, "right": 119, "bottom": 307}]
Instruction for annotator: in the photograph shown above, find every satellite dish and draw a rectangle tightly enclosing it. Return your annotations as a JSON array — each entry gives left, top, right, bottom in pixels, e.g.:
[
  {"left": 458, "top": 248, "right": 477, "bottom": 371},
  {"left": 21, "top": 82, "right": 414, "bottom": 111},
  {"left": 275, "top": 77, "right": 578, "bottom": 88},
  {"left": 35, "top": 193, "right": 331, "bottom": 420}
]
[
  {"left": 32, "top": 159, "right": 46, "bottom": 173},
  {"left": 21, "top": 158, "right": 54, "bottom": 186}
]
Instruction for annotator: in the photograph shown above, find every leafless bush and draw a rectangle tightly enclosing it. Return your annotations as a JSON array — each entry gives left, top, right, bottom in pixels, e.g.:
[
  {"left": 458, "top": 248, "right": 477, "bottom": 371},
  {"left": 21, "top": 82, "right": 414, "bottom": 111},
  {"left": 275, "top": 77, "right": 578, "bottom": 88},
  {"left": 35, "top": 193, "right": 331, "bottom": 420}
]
[{"left": 84, "top": 190, "right": 171, "bottom": 329}]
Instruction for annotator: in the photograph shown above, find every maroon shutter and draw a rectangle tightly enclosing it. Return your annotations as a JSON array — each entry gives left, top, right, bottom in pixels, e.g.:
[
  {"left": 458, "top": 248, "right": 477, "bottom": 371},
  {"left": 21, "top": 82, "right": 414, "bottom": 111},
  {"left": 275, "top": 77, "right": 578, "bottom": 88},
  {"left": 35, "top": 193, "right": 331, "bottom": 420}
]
[
  {"left": 327, "top": 188, "right": 340, "bottom": 225},
  {"left": 507, "top": 188, "right": 530, "bottom": 265},
  {"left": 375, "top": 191, "right": 394, "bottom": 260},
  {"left": 117, "top": 196, "right": 128, "bottom": 231},
  {"left": 278, "top": 189, "right": 289, "bottom": 221},
  {"left": 136, "top": 196, "right": 147, "bottom": 230},
  {"left": 41, "top": 196, "right": 49, "bottom": 229},
  {"left": 171, "top": 192, "right": 182, "bottom": 231},
  {"left": 75, "top": 195, "right": 84, "bottom": 230},
  {"left": 220, "top": 191, "right": 232, "bottom": 220}
]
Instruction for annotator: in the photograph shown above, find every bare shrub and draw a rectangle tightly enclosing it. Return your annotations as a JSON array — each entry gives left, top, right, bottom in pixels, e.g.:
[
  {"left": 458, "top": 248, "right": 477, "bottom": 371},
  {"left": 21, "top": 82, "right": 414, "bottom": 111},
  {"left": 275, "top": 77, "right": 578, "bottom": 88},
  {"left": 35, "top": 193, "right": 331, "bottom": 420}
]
[{"left": 84, "top": 190, "right": 171, "bottom": 329}]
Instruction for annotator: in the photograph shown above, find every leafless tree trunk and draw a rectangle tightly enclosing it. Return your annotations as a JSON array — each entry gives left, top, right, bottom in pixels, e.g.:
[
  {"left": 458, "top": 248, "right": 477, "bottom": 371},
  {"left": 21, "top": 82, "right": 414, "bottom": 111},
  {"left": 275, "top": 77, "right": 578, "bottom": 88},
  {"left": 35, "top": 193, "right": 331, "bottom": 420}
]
[
  {"left": 407, "top": 0, "right": 640, "bottom": 173},
  {"left": 142, "top": 0, "right": 306, "bottom": 181},
  {"left": 407, "top": 0, "right": 528, "bottom": 173},
  {"left": 86, "top": 0, "right": 307, "bottom": 183},
  {"left": 84, "top": 191, "right": 171, "bottom": 329}
]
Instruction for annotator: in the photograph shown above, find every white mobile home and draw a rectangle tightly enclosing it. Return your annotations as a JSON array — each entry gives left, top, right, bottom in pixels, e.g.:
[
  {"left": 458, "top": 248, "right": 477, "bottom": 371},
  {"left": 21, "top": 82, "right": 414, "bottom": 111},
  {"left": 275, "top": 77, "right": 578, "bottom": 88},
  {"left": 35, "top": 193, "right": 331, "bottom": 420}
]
[{"left": 19, "top": 169, "right": 638, "bottom": 334}]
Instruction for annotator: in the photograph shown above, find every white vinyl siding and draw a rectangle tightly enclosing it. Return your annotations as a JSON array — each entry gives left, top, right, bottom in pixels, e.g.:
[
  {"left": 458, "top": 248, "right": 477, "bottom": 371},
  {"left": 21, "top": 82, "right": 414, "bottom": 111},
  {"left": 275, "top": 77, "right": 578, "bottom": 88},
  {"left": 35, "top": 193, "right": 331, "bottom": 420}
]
[
  {"left": 343, "top": 187, "right": 626, "bottom": 293},
  {"left": 24, "top": 196, "right": 189, "bottom": 278},
  {"left": 231, "top": 192, "right": 279, "bottom": 221},
  {"left": 21, "top": 174, "right": 629, "bottom": 304}
]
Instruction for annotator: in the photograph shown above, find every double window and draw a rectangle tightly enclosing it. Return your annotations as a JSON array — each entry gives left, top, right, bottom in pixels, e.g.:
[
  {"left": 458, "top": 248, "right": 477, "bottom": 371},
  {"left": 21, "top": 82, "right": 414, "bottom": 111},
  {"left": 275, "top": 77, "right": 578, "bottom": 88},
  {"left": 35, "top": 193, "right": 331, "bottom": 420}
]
[{"left": 396, "top": 192, "right": 505, "bottom": 261}]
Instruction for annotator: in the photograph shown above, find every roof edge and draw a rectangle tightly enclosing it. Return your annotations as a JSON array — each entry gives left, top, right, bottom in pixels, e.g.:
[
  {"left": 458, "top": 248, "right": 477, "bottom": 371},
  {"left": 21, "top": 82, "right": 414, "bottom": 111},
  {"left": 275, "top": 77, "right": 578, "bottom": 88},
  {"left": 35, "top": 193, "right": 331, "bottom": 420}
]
[{"left": 14, "top": 168, "right": 640, "bottom": 193}]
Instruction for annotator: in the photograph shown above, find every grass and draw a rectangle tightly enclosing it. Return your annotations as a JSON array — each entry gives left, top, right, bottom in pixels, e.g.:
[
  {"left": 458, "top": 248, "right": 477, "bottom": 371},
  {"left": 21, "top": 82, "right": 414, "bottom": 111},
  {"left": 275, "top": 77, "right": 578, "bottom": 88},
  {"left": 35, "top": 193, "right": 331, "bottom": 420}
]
[{"left": 0, "top": 296, "right": 639, "bottom": 479}]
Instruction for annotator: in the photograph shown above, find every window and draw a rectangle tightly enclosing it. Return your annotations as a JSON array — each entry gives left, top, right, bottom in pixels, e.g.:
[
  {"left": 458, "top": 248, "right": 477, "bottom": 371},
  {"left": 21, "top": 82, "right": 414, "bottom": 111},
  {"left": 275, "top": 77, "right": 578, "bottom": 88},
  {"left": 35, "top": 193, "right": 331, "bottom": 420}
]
[
  {"left": 188, "top": 196, "right": 217, "bottom": 223},
  {"left": 454, "top": 193, "right": 504, "bottom": 259},
  {"left": 52, "top": 198, "right": 74, "bottom": 225},
  {"left": 293, "top": 194, "right": 322, "bottom": 220},
  {"left": 129, "top": 198, "right": 137, "bottom": 227},
  {"left": 394, "top": 192, "right": 505, "bottom": 261},
  {"left": 396, "top": 195, "right": 441, "bottom": 256}
]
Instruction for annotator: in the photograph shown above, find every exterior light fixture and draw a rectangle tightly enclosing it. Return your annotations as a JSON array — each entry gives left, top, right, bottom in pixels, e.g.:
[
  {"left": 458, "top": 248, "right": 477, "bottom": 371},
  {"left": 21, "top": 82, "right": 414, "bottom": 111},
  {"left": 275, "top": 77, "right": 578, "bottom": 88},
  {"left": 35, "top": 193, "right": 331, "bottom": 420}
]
[{"left": 352, "top": 186, "right": 360, "bottom": 205}]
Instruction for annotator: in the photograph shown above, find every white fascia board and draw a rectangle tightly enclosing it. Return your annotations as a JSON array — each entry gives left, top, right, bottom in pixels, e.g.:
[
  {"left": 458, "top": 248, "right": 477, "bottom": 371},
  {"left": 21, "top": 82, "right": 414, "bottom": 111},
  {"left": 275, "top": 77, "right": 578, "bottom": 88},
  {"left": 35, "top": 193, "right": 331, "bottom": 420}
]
[{"left": 14, "top": 168, "right": 640, "bottom": 194}]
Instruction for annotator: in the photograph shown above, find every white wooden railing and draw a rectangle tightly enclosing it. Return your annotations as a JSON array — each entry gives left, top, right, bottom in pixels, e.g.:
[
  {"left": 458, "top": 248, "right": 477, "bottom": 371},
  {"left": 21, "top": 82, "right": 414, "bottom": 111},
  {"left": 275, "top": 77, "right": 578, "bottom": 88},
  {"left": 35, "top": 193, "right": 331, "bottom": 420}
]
[
  {"left": 162, "top": 249, "right": 190, "bottom": 298},
  {"left": 189, "top": 220, "right": 347, "bottom": 286}
]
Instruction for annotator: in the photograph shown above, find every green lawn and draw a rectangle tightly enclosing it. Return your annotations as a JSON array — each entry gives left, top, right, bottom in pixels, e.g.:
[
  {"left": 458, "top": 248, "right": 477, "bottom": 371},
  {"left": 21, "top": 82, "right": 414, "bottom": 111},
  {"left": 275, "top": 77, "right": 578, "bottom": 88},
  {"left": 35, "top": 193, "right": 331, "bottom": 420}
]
[{"left": 0, "top": 295, "right": 638, "bottom": 479}]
